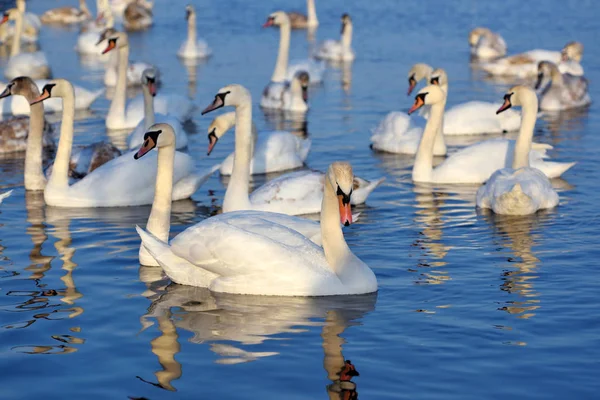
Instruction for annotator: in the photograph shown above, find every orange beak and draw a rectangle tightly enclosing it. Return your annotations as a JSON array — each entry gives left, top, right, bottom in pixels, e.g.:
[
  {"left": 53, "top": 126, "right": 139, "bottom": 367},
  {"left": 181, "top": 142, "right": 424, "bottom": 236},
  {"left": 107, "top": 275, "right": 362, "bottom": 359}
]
[
  {"left": 408, "top": 96, "right": 424, "bottom": 115},
  {"left": 263, "top": 17, "right": 274, "bottom": 28},
  {"left": 0, "top": 14, "right": 8, "bottom": 25},
  {"left": 134, "top": 137, "right": 156, "bottom": 159},
  {"left": 496, "top": 98, "right": 512, "bottom": 114},
  {"left": 407, "top": 77, "right": 417, "bottom": 96},
  {"left": 102, "top": 40, "right": 116, "bottom": 54},
  {"left": 338, "top": 195, "right": 352, "bottom": 226},
  {"left": 29, "top": 90, "right": 51, "bottom": 105},
  {"left": 148, "top": 81, "right": 156, "bottom": 97},
  {"left": 207, "top": 130, "right": 218, "bottom": 156}
]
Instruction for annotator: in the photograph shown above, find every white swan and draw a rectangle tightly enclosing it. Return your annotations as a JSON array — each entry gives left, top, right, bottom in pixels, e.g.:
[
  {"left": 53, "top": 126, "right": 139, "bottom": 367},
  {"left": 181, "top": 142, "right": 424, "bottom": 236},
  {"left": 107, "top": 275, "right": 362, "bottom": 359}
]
[
  {"left": 75, "top": 0, "right": 114, "bottom": 57},
  {"left": 40, "top": 0, "right": 91, "bottom": 25},
  {"left": 202, "top": 84, "right": 383, "bottom": 215},
  {"left": 0, "top": 4, "right": 39, "bottom": 45},
  {"left": 477, "top": 86, "right": 559, "bottom": 215},
  {"left": 31, "top": 79, "right": 217, "bottom": 207},
  {"left": 0, "top": 190, "right": 12, "bottom": 204},
  {"left": 480, "top": 41, "right": 584, "bottom": 78},
  {"left": 286, "top": 0, "right": 318, "bottom": 29},
  {"left": 136, "top": 159, "right": 378, "bottom": 296},
  {"left": 127, "top": 69, "right": 187, "bottom": 150},
  {"left": 1, "top": 8, "right": 51, "bottom": 80},
  {"left": 207, "top": 111, "right": 310, "bottom": 175},
  {"left": 177, "top": 4, "right": 211, "bottom": 60},
  {"left": 469, "top": 27, "right": 507, "bottom": 60},
  {"left": 123, "top": 0, "right": 152, "bottom": 31},
  {"left": 407, "top": 63, "right": 434, "bottom": 95},
  {"left": 261, "top": 70, "right": 310, "bottom": 112},
  {"left": 314, "top": 13, "right": 355, "bottom": 62},
  {"left": 535, "top": 61, "right": 591, "bottom": 111},
  {"left": 407, "top": 84, "right": 575, "bottom": 184}
]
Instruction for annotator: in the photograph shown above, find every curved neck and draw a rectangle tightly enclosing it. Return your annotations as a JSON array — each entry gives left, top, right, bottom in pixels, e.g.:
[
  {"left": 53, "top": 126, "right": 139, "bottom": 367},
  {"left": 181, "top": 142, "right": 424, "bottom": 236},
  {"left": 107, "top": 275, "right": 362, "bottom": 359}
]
[
  {"left": 512, "top": 97, "right": 538, "bottom": 169},
  {"left": 187, "top": 13, "right": 196, "bottom": 44},
  {"left": 223, "top": 103, "right": 253, "bottom": 212},
  {"left": 342, "top": 24, "right": 352, "bottom": 48},
  {"left": 413, "top": 99, "right": 446, "bottom": 182},
  {"left": 107, "top": 44, "right": 129, "bottom": 125},
  {"left": 11, "top": 11, "right": 23, "bottom": 57},
  {"left": 25, "top": 90, "right": 47, "bottom": 190},
  {"left": 142, "top": 85, "right": 155, "bottom": 130},
  {"left": 321, "top": 179, "right": 353, "bottom": 274},
  {"left": 50, "top": 87, "right": 76, "bottom": 188},
  {"left": 271, "top": 23, "right": 290, "bottom": 82},
  {"left": 145, "top": 142, "right": 175, "bottom": 243},
  {"left": 307, "top": 0, "right": 318, "bottom": 25}
]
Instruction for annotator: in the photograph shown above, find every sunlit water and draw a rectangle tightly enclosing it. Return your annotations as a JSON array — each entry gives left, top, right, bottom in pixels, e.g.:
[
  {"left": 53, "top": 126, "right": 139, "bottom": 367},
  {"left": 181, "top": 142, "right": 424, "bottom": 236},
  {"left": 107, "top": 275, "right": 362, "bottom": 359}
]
[{"left": 0, "top": 0, "right": 599, "bottom": 398}]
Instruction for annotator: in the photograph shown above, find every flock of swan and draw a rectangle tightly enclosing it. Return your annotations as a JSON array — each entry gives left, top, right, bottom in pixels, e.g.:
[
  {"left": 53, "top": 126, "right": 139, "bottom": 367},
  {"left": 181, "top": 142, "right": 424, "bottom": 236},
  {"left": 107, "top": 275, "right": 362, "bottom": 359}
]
[{"left": 0, "top": 0, "right": 591, "bottom": 297}]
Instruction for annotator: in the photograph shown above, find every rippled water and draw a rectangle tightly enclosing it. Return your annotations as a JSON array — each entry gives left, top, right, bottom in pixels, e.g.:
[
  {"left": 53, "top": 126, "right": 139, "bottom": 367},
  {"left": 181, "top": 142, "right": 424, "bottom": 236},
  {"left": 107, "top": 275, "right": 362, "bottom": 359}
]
[{"left": 1, "top": 0, "right": 599, "bottom": 398}]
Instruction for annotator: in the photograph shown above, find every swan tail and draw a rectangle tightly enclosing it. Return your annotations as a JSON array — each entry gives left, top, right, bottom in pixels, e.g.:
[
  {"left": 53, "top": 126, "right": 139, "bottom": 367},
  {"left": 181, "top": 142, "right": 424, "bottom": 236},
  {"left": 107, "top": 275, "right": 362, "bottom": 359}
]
[
  {"left": 531, "top": 142, "right": 553, "bottom": 152},
  {"left": 351, "top": 177, "right": 385, "bottom": 205},
  {"left": 172, "top": 163, "right": 220, "bottom": 200},
  {"left": 537, "top": 161, "right": 576, "bottom": 178},
  {"left": 136, "top": 226, "right": 213, "bottom": 287},
  {"left": 0, "top": 190, "right": 13, "bottom": 203},
  {"left": 494, "top": 183, "right": 535, "bottom": 215},
  {"left": 298, "top": 138, "right": 311, "bottom": 162}
]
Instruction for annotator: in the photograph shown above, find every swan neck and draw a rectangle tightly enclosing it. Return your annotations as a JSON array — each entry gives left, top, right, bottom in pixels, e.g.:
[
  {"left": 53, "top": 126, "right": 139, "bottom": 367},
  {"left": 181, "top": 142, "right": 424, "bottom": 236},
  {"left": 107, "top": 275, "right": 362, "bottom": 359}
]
[
  {"left": 512, "top": 97, "right": 538, "bottom": 169},
  {"left": 342, "top": 24, "right": 352, "bottom": 48},
  {"left": 25, "top": 93, "right": 46, "bottom": 190},
  {"left": 413, "top": 100, "right": 445, "bottom": 182},
  {"left": 223, "top": 103, "right": 253, "bottom": 212},
  {"left": 11, "top": 9, "right": 23, "bottom": 57},
  {"left": 142, "top": 84, "right": 155, "bottom": 130},
  {"left": 187, "top": 13, "right": 196, "bottom": 43},
  {"left": 321, "top": 178, "right": 352, "bottom": 275},
  {"left": 271, "top": 23, "right": 290, "bottom": 82},
  {"left": 107, "top": 44, "right": 129, "bottom": 125},
  {"left": 49, "top": 87, "right": 76, "bottom": 188},
  {"left": 307, "top": 0, "right": 318, "bottom": 25},
  {"left": 145, "top": 143, "right": 174, "bottom": 243}
]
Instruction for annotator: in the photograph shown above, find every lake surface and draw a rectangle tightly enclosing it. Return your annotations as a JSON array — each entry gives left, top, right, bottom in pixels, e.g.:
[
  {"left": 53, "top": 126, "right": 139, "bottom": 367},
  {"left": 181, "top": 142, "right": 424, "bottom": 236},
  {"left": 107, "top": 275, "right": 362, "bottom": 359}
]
[{"left": 1, "top": 0, "right": 599, "bottom": 398}]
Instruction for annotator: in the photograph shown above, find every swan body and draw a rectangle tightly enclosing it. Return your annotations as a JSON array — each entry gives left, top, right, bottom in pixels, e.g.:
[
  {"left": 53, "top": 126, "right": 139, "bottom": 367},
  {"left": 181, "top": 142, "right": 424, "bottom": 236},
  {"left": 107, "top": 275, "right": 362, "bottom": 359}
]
[
  {"left": 286, "top": 0, "right": 318, "bottom": 29},
  {"left": 536, "top": 61, "right": 591, "bottom": 111},
  {"left": 476, "top": 86, "right": 560, "bottom": 215},
  {"left": 286, "top": 59, "right": 325, "bottom": 84},
  {"left": 41, "top": 0, "right": 91, "bottom": 25},
  {"left": 104, "top": 56, "right": 159, "bottom": 87},
  {"left": 177, "top": 5, "right": 211, "bottom": 59},
  {"left": 481, "top": 41, "right": 584, "bottom": 78},
  {"left": 408, "top": 84, "right": 574, "bottom": 184},
  {"left": 136, "top": 159, "right": 378, "bottom": 296},
  {"left": 123, "top": 0, "right": 152, "bottom": 31},
  {"left": 0, "top": 115, "right": 53, "bottom": 154},
  {"left": 469, "top": 27, "right": 507, "bottom": 60},
  {"left": 314, "top": 14, "right": 355, "bottom": 62},
  {"left": 208, "top": 111, "right": 310, "bottom": 175}
]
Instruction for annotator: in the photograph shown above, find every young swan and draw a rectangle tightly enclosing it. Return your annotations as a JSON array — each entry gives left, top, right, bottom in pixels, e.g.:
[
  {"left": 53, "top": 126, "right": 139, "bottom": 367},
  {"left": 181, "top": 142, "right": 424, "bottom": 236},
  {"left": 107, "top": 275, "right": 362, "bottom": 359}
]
[
  {"left": 468, "top": 27, "right": 507, "bottom": 60},
  {"left": 314, "top": 13, "right": 355, "bottom": 62},
  {"left": 40, "top": 0, "right": 91, "bottom": 25},
  {"left": 286, "top": 0, "right": 319, "bottom": 29},
  {"left": 476, "top": 86, "right": 559, "bottom": 215},
  {"left": 535, "top": 61, "right": 590, "bottom": 111},
  {"left": 136, "top": 161, "right": 378, "bottom": 296}
]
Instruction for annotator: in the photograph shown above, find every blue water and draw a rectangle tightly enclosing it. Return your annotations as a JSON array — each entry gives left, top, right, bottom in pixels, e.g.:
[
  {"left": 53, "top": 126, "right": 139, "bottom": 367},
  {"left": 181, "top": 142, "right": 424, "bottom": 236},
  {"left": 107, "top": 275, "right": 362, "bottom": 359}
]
[{"left": 0, "top": 0, "right": 599, "bottom": 398}]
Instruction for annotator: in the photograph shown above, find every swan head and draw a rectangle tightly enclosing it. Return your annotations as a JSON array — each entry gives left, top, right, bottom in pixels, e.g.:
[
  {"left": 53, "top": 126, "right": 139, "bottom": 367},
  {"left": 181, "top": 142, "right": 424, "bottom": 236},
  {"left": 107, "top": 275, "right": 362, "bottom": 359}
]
[
  {"left": 497, "top": 85, "right": 537, "bottom": 114},
  {"left": 0, "top": 9, "right": 17, "bottom": 24},
  {"left": 561, "top": 41, "right": 583, "bottom": 62},
  {"left": 141, "top": 68, "right": 158, "bottom": 96},
  {"left": 408, "top": 84, "right": 445, "bottom": 114},
  {"left": 469, "top": 27, "right": 492, "bottom": 47},
  {"left": 291, "top": 70, "right": 310, "bottom": 102},
  {"left": 327, "top": 162, "right": 354, "bottom": 226},
  {"left": 341, "top": 13, "right": 352, "bottom": 35},
  {"left": 30, "top": 79, "right": 73, "bottom": 105},
  {"left": 263, "top": 11, "right": 290, "bottom": 28},
  {"left": 96, "top": 27, "right": 117, "bottom": 45},
  {"left": 134, "top": 123, "right": 176, "bottom": 160},
  {"left": 535, "top": 61, "right": 560, "bottom": 90},
  {"left": 0, "top": 76, "right": 39, "bottom": 100},
  {"left": 185, "top": 4, "right": 195, "bottom": 20},
  {"left": 100, "top": 30, "right": 128, "bottom": 54},
  {"left": 206, "top": 112, "right": 236, "bottom": 155},
  {"left": 429, "top": 68, "right": 448, "bottom": 87},
  {"left": 407, "top": 63, "right": 433, "bottom": 95},
  {"left": 201, "top": 84, "right": 251, "bottom": 115}
]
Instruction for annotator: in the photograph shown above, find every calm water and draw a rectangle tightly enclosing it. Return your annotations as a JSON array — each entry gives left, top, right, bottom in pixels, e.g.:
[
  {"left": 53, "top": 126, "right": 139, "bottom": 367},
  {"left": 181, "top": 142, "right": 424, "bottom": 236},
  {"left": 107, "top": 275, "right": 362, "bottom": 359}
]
[{"left": 0, "top": 0, "right": 599, "bottom": 398}]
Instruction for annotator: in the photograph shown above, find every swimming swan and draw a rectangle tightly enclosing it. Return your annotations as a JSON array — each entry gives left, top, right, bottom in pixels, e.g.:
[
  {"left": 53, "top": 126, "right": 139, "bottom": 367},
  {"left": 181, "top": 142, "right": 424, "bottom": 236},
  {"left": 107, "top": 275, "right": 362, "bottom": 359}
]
[
  {"left": 314, "top": 13, "right": 355, "bottom": 62},
  {"left": 535, "top": 61, "right": 591, "bottom": 111}
]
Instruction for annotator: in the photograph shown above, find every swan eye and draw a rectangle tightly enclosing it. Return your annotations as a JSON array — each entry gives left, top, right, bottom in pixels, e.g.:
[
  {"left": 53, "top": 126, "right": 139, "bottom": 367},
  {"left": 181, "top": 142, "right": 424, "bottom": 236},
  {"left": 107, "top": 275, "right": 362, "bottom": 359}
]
[
  {"left": 336, "top": 185, "right": 352, "bottom": 205},
  {"left": 430, "top": 77, "right": 439, "bottom": 85},
  {"left": 503, "top": 93, "right": 513, "bottom": 101},
  {"left": 416, "top": 92, "right": 427, "bottom": 102},
  {"left": 43, "top": 83, "right": 56, "bottom": 97}
]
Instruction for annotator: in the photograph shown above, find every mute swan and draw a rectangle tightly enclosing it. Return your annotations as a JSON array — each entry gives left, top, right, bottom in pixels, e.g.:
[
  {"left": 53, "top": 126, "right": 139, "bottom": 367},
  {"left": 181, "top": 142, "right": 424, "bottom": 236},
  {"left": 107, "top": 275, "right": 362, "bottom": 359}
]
[
  {"left": 0, "top": 190, "right": 12, "bottom": 204},
  {"left": 407, "top": 63, "right": 434, "bottom": 95},
  {"left": 75, "top": 0, "right": 114, "bottom": 57},
  {"left": 31, "top": 79, "right": 217, "bottom": 207},
  {"left": 177, "top": 4, "right": 211, "bottom": 60},
  {"left": 535, "top": 61, "right": 591, "bottom": 111},
  {"left": 469, "top": 27, "right": 507, "bottom": 60},
  {"left": 477, "top": 86, "right": 559, "bottom": 215},
  {"left": 314, "top": 13, "right": 355, "bottom": 62},
  {"left": 202, "top": 84, "right": 383, "bottom": 215},
  {"left": 208, "top": 111, "right": 310, "bottom": 175},
  {"left": 41, "top": 0, "right": 91, "bottom": 25},
  {"left": 286, "top": 0, "right": 318, "bottom": 29},
  {"left": 1, "top": 9, "right": 51, "bottom": 80},
  {"left": 123, "top": 0, "right": 152, "bottom": 31},
  {"left": 407, "top": 84, "right": 575, "bottom": 184},
  {"left": 128, "top": 69, "right": 187, "bottom": 150},
  {"left": 0, "top": 3, "right": 39, "bottom": 45},
  {"left": 261, "top": 70, "right": 310, "bottom": 112},
  {"left": 480, "top": 41, "right": 584, "bottom": 78},
  {"left": 136, "top": 159, "right": 378, "bottom": 296},
  {"left": 263, "top": 11, "right": 324, "bottom": 89}
]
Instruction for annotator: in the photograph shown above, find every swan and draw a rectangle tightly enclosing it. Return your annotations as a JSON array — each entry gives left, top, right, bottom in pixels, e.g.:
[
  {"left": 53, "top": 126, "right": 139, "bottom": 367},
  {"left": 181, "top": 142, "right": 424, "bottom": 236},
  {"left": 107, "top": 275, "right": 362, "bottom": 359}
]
[
  {"left": 1, "top": 8, "right": 51, "bottom": 80},
  {"left": 314, "top": 13, "right": 355, "bottom": 62},
  {"left": 177, "top": 4, "right": 211, "bottom": 60},
  {"left": 123, "top": 0, "right": 152, "bottom": 31},
  {"left": 202, "top": 84, "right": 383, "bottom": 215},
  {"left": 40, "top": 0, "right": 91, "bottom": 25},
  {"left": 127, "top": 69, "right": 187, "bottom": 150},
  {"left": 407, "top": 84, "right": 575, "bottom": 184},
  {"left": 261, "top": 70, "right": 310, "bottom": 112},
  {"left": 535, "top": 61, "right": 591, "bottom": 111},
  {"left": 407, "top": 63, "right": 434, "bottom": 95},
  {"left": 0, "top": 79, "right": 103, "bottom": 115},
  {"left": 30, "top": 79, "right": 217, "bottom": 207},
  {"left": 0, "top": 3, "right": 39, "bottom": 45},
  {"left": 476, "top": 86, "right": 559, "bottom": 215},
  {"left": 207, "top": 111, "right": 310, "bottom": 175},
  {"left": 286, "top": 0, "right": 318, "bottom": 29},
  {"left": 75, "top": 0, "right": 115, "bottom": 57},
  {"left": 263, "top": 11, "right": 324, "bottom": 89},
  {"left": 480, "top": 41, "right": 584, "bottom": 78},
  {"left": 469, "top": 27, "right": 507, "bottom": 60},
  {"left": 136, "top": 159, "right": 378, "bottom": 296}
]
